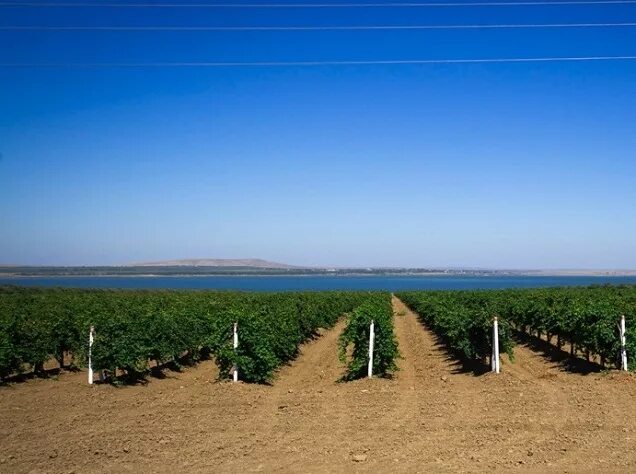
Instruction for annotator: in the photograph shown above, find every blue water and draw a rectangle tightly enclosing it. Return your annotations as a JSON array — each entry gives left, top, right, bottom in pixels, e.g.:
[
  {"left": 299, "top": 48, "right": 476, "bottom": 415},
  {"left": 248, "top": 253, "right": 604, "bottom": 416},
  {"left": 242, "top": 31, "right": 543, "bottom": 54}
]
[{"left": 1, "top": 275, "right": 636, "bottom": 291}]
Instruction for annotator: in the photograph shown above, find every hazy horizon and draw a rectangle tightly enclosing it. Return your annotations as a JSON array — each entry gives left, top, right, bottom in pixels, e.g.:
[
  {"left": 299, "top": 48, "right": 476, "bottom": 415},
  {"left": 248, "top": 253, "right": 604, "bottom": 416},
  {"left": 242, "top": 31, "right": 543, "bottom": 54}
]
[{"left": 1, "top": 258, "right": 636, "bottom": 272}]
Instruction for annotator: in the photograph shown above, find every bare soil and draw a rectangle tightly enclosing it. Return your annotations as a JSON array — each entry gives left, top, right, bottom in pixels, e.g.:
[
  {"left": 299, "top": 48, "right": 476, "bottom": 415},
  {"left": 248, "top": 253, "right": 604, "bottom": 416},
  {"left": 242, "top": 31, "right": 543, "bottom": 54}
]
[{"left": 1, "top": 296, "right": 636, "bottom": 473}]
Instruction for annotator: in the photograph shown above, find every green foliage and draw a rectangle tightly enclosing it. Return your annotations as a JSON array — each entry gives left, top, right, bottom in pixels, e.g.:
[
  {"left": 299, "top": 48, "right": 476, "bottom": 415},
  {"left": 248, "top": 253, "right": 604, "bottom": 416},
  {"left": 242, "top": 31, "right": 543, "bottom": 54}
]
[
  {"left": 212, "top": 292, "right": 371, "bottom": 383},
  {"left": 1, "top": 288, "right": 55, "bottom": 374},
  {"left": 0, "top": 315, "right": 19, "bottom": 379},
  {"left": 0, "top": 287, "right": 371, "bottom": 383},
  {"left": 498, "top": 286, "right": 636, "bottom": 369},
  {"left": 397, "top": 290, "right": 515, "bottom": 364},
  {"left": 3, "top": 284, "right": 633, "bottom": 385},
  {"left": 338, "top": 292, "right": 399, "bottom": 380},
  {"left": 213, "top": 308, "right": 279, "bottom": 384},
  {"left": 398, "top": 285, "right": 636, "bottom": 371}
]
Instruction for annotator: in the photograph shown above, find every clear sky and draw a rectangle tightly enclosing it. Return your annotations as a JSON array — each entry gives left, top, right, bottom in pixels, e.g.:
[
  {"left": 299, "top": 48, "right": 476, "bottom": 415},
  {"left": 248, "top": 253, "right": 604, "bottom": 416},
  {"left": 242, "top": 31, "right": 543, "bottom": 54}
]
[{"left": 1, "top": 1, "right": 635, "bottom": 268}]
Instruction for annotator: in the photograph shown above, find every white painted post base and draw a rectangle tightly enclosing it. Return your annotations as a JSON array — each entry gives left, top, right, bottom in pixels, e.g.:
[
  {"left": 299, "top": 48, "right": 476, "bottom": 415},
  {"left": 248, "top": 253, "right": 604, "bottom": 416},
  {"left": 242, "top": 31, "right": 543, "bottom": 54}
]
[
  {"left": 368, "top": 320, "right": 375, "bottom": 378},
  {"left": 492, "top": 317, "right": 500, "bottom": 374},
  {"left": 88, "top": 326, "right": 95, "bottom": 385},
  {"left": 233, "top": 322, "right": 239, "bottom": 382},
  {"left": 620, "top": 315, "right": 628, "bottom": 371}
]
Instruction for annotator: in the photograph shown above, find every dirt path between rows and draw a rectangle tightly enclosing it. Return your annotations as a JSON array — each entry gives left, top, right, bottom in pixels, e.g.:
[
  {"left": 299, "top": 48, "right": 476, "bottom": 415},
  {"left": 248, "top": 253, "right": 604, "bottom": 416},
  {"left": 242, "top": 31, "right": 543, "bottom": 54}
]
[
  {"left": 392, "top": 296, "right": 636, "bottom": 472},
  {"left": 2, "top": 300, "right": 636, "bottom": 473}
]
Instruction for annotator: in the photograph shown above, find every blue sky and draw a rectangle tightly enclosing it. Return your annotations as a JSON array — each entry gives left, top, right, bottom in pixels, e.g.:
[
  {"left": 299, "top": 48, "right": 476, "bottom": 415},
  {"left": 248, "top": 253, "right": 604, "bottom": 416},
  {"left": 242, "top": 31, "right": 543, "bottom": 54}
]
[{"left": 1, "top": 1, "right": 636, "bottom": 268}]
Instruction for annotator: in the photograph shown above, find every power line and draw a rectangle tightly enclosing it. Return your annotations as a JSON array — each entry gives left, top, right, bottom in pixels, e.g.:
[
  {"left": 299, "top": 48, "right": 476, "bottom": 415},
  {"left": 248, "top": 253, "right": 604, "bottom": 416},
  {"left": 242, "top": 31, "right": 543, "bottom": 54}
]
[
  {"left": 3, "top": 22, "right": 636, "bottom": 31},
  {"left": 2, "top": 1, "right": 636, "bottom": 8},
  {"left": 2, "top": 56, "right": 636, "bottom": 67}
]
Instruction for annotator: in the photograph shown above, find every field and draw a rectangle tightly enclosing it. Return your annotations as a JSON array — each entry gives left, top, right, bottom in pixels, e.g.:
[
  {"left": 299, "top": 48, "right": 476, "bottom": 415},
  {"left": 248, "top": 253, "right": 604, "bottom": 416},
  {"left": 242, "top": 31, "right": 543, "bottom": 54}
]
[{"left": 2, "top": 289, "right": 636, "bottom": 472}]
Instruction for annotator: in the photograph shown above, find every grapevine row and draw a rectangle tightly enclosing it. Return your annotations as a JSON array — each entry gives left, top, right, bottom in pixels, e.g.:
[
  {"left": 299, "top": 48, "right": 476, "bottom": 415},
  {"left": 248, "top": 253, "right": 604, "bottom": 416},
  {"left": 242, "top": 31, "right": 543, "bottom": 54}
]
[
  {"left": 397, "top": 290, "right": 515, "bottom": 364},
  {"left": 500, "top": 286, "right": 636, "bottom": 369},
  {"left": 338, "top": 292, "right": 399, "bottom": 380},
  {"left": 398, "top": 285, "right": 636, "bottom": 370},
  {"left": 0, "top": 287, "right": 376, "bottom": 383}
]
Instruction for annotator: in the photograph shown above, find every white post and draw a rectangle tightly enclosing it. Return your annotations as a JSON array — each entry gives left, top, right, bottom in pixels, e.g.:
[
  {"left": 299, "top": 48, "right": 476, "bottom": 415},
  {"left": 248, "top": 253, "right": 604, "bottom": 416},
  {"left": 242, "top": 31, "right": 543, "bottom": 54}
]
[
  {"left": 233, "top": 322, "right": 239, "bottom": 382},
  {"left": 88, "top": 326, "right": 95, "bottom": 385},
  {"left": 492, "top": 317, "right": 500, "bottom": 374},
  {"left": 620, "top": 315, "right": 628, "bottom": 371},
  {"left": 368, "top": 320, "right": 375, "bottom": 378}
]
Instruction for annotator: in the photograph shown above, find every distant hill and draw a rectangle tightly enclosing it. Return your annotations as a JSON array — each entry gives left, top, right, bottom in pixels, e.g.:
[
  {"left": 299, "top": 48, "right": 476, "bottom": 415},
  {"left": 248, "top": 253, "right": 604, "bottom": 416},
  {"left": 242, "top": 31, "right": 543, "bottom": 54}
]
[{"left": 127, "top": 258, "right": 299, "bottom": 269}]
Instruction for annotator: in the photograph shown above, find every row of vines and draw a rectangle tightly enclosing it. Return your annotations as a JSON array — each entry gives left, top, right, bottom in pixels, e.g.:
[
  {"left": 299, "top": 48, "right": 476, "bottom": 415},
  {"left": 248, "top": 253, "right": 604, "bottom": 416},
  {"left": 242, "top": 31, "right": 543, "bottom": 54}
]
[
  {"left": 338, "top": 292, "right": 399, "bottom": 380},
  {"left": 398, "top": 285, "right": 636, "bottom": 370},
  {"left": 6, "top": 284, "right": 631, "bottom": 383},
  {"left": 502, "top": 286, "right": 636, "bottom": 369},
  {"left": 0, "top": 286, "right": 380, "bottom": 383},
  {"left": 397, "top": 290, "right": 515, "bottom": 364}
]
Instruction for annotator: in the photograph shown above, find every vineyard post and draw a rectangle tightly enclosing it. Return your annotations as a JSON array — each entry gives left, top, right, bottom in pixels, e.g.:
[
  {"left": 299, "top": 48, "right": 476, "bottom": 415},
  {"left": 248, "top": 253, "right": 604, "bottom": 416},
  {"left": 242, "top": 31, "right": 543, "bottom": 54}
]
[
  {"left": 88, "top": 326, "right": 95, "bottom": 385},
  {"left": 492, "top": 317, "right": 500, "bottom": 374},
  {"left": 620, "top": 315, "right": 628, "bottom": 371},
  {"left": 368, "top": 320, "right": 375, "bottom": 378},
  {"left": 233, "top": 322, "right": 239, "bottom": 382}
]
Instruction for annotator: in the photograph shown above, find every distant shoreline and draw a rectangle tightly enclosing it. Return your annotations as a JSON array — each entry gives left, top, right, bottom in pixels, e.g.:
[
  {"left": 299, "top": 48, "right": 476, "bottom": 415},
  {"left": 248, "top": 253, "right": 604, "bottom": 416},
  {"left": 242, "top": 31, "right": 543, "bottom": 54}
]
[
  {"left": 2, "top": 263, "right": 636, "bottom": 279},
  {"left": 2, "top": 271, "right": 636, "bottom": 278}
]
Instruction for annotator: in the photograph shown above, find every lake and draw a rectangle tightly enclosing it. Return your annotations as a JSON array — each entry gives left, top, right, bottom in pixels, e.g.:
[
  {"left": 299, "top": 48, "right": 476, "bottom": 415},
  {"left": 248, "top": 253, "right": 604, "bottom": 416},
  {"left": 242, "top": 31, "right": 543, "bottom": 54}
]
[{"left": 1, "top": 274, "right": 636, "bottom": 291}]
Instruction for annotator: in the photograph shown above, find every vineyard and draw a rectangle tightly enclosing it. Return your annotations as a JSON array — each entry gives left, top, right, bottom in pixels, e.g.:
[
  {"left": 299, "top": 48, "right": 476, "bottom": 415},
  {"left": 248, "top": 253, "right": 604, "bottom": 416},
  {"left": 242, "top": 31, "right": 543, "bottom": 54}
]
[
  {"left": 0, "top": 287, "right": 394, "bottom": 383},
  {"left": 2, "top": 285, "right": 636, "bottom": 472},
  {"left": 397, "top": 285, "right": 636, "bottom": 371},
  {"left": 2, "top": 285, "right": 636, "bottom": 385},
  {"left": 338, "top": 292, "right": 399, "bottom": 380}
]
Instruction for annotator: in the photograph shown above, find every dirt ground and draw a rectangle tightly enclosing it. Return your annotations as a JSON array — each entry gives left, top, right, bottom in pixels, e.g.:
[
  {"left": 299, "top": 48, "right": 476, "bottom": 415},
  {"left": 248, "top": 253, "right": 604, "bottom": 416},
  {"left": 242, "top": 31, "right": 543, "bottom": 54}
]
[{"left": 2, "top": 296, "right": 636, "bottom": 473}]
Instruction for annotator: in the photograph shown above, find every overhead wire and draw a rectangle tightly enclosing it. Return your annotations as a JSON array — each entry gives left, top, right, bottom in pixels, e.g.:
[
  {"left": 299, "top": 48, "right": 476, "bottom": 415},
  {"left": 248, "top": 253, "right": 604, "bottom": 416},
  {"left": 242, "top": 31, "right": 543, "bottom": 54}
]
[
  {"left": 3, "top": 2, "right": 634, "bottom": 68},
  {"left": 2, "top": 56, "right": 636, "bottom": 67},
  {"left": 2, "top": 1, "right": 636, "bottom": 7},
  {"left": 2, "top": 22, "right": 636, "bottom": 30}
]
